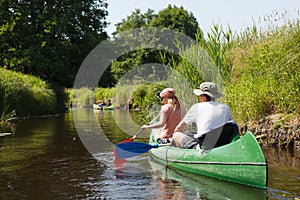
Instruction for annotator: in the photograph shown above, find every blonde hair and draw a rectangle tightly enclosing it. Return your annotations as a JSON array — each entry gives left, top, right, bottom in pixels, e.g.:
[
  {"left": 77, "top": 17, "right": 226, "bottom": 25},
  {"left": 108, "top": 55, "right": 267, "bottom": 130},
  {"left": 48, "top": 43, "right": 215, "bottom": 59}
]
[{"left": 167, "top": 97, "right": 178, "bottom": 109}]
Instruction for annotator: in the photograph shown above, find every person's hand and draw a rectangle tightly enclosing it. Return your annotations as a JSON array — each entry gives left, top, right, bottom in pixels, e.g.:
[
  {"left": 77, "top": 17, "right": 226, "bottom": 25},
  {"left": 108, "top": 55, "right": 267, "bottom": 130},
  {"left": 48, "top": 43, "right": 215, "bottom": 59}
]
[{"left": 141, "top": 125, "right": 148, "bottom": 129}]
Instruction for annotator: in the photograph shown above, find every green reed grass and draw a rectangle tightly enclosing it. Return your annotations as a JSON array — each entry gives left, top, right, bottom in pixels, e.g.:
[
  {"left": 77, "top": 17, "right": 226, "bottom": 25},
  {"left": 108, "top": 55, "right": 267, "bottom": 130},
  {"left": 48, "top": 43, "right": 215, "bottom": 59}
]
[
  {"left": 70, "top": 87, "right": 95, "bottom": 107},
  {"left": 95, "top": 87, "right": 116, "bottom": 103},
  {"left": 226, "top": 13, "right": 300, "bottom": 124},
  {"left": 0, "top": 68, "right": 56, "bottom": 121}
]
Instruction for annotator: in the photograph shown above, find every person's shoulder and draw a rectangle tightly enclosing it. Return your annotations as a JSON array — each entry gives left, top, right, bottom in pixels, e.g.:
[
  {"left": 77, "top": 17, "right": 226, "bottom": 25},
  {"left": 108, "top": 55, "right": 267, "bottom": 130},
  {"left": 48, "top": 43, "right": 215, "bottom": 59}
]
[
  {"left": 214, "top": 102, "right": 230, "bottom": 109},
  {"left": 161, "top": 104, "right": 171, "bottom": 111},
  {"left": 189, "top": 103, "right": 202, "bottom": 109}
]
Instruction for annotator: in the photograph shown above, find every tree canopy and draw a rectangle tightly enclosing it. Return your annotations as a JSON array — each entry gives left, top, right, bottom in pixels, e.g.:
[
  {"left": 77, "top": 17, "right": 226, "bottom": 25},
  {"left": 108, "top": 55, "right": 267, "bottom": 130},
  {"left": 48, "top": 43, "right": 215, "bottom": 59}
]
[
  {"left": 149, "top": 5, "right": 200, "bottom": 40},
  {"left": 0, "top": 0, "right": 108, "bottom": 87},
  {"left": 110, "top": 5, "right": 202, "bottom": 84},
  {"left": 112, "top": 9, "right": 156, "bottom": 36}
]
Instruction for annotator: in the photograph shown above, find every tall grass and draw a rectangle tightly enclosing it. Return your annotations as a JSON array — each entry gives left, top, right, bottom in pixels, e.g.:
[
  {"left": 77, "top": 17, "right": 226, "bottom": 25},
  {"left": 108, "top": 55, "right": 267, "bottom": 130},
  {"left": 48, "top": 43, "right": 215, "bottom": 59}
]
[
  {"left": 154, "top": 11, "right": 299, "bottom": 126},
  {"left": 68, "top": 87, "right": 116, "bottom": 108},
  {"left": 157, "top": 24, "right": 233, "bottom": 111},
  {"left": 225, "top": 13, "right": 300, "bottom": 124},
  {"left": 69, "top": 87, "right": 95, "bottom": 107},
  {"left": 0, "top": 68, "right": 56, "bottom": 121}
]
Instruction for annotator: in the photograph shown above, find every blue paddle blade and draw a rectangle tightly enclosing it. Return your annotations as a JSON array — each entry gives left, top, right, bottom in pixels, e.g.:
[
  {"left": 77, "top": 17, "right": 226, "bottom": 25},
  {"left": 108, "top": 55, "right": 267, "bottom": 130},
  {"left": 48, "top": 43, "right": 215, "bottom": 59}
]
[{"left": 115, "top": 142, "right": 158, "bottom": 159}]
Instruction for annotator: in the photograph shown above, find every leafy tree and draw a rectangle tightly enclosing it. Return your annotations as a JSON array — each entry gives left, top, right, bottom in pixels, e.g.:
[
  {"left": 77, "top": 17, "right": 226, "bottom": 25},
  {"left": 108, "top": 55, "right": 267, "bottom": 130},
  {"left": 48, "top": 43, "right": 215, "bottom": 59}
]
[
  {"left": 112, "top": 9, "right": 155, "bottom": 37},
  {"left": 149, "top": 5, "right": 200, "bottom": 40},
  {"left": 110, "top": 5, "right": 202, "bottom": 84},
  {"left": 0, "top": 0, "right": 108, "bottom": 87}
]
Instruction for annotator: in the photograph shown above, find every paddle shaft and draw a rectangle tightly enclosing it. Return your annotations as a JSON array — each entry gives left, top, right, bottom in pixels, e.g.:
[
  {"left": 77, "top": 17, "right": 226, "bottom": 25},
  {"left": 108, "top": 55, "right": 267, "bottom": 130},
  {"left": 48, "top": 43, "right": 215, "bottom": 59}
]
[{"left": 131, "top": 114, "right": 160, "bottom": 140}]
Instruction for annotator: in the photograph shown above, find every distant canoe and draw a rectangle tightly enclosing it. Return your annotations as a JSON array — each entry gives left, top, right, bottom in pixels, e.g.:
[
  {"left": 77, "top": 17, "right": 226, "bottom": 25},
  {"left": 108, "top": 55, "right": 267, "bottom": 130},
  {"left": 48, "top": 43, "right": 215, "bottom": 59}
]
[
  {"left": 0, "top": 132, "right": 12, "bottom": 137},
  {"left": 93, "top": 104, "right": 102, "bottom": 110},
  {"left": 102, "top": 105, "right": 115, "bottom": 110},
  {"left": 93, "top": 104, "right": 115, "bottom": 110}
]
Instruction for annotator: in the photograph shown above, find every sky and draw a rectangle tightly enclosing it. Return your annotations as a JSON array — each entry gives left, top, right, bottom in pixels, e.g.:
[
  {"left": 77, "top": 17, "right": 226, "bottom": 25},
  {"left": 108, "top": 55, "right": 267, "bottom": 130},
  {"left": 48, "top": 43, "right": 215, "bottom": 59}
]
[{"left": 105, "top": 0, "right": 299, "bottom": 36}]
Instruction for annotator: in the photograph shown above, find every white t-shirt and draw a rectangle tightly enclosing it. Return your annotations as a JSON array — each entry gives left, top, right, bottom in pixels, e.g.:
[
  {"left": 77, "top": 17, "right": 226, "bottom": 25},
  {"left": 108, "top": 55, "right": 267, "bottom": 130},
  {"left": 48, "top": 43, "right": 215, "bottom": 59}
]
[{"left": 182, "top": 101, "right": 233, "bottom": 138}]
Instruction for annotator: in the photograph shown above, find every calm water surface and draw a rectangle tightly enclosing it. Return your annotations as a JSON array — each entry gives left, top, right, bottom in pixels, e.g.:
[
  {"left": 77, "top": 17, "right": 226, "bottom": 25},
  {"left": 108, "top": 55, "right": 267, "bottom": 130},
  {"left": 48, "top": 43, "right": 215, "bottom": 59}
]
[{"left": 0, "top": 109, "right": 299, "bottom": 200}]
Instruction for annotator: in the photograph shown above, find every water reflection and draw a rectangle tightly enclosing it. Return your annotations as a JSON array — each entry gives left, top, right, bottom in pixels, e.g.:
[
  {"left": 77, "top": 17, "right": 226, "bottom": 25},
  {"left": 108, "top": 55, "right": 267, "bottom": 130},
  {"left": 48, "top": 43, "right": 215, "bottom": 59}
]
[
  {"left": 0, "top": 109, "right": 299, "bottom": 200},
  {"left": 94, "top": 109, "right": 151, "bottom": 144},
  {"left": 148, "top": 159, "right": 266, "bottom": 200},
  {"left": 0, "top": 114, "right": 106, "bottom": 199},
  {"left": 263, "top": 146, "right": 300, "bottom": 199}
]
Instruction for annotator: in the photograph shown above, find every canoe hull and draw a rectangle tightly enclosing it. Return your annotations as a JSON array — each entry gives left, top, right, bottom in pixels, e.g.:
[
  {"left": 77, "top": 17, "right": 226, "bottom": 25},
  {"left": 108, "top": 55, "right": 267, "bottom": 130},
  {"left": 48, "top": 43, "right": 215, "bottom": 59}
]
[
  {"left": 149, "top": 132, "right": 267, "bottom": 188},
  {"left": 93, "top": 104, "right": 115, "bottom": 110},
  {"left": 102, "top": 105, "right": 115, "bottom": 110}
]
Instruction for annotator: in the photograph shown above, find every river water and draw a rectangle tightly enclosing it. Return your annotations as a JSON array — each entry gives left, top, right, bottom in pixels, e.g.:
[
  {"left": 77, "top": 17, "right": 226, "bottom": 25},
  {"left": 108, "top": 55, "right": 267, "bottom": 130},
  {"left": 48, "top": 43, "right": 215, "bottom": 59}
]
[{"left": 0, "top": 109, "right": 299, "bottom": 200}]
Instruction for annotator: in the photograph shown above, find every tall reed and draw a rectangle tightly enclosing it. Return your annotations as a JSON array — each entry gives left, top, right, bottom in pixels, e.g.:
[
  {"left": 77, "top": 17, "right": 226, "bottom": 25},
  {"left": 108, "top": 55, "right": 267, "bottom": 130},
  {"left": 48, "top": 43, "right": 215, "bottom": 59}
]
[
  {"left": 0, "top": 68, "right": 56, "bottom": 120},
  {"left": 225, "top": 12, "right": 300, "bottom": 123}
]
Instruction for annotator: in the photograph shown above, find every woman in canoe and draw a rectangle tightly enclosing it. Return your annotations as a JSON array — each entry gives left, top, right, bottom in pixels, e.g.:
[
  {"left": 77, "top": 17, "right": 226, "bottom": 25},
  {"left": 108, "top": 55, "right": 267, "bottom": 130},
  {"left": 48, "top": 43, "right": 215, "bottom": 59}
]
[
  {"left": 172, "top": 82, "right": 237, "bottom": 149},
  {"left": 141, "top": 88, "right": 185, "bottom": 144}
]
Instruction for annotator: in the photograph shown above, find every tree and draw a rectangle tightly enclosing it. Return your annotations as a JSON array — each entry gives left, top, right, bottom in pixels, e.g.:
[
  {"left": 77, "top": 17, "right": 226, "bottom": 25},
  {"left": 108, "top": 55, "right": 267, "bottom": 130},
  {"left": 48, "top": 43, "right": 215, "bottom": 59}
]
[
  {"left": 0, "top": 0, "right": 108, "bottom": 87},
  {"left": 110, "top": 5, "right": 202, "bottom": 83},
  {"left": 149, "top": 5, "right": 200, "bottom": 39},
  {"left": 112, "top": 9, "right": 155, "bottom": 37}
]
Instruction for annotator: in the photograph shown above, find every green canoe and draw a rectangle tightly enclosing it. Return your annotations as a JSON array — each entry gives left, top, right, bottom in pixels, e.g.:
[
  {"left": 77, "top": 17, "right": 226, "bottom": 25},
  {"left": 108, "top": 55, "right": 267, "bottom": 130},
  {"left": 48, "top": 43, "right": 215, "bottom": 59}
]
[
  {"left": 93, "top": 104, "right": 115, "bottom": 110},
  {"left": 102, "top": 105, "right": 115, "bottom": 110},
  {"left": 148, "top": 131, "right": 267, "bottom": 188}
]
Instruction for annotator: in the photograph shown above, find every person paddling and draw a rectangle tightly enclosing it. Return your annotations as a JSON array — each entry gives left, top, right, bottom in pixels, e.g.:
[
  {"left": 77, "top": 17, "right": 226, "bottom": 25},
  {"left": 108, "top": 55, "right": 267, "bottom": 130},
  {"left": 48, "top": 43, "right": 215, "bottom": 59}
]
[{"left": 141, "top": 88, "right": 185, "bottom": 144}]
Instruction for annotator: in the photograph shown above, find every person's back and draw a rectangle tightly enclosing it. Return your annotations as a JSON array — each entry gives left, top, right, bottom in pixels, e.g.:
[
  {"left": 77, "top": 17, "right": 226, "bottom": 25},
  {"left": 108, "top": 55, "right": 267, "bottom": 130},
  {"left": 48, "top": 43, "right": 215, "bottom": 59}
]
[
  {"left": 141, "top": 88, "right": 184, "bottom": 142},
  {"left": 106, "top": 100, "right": 112, "bottom": 106},
  {"left": 172, "top": 82, "right": 235, "bottom": 149},
  {"left": 186, "top": 101, "right": 232, "bottom": 138},
  {"left": 159, "top": 103, "right": 183, "bottom": 138}
]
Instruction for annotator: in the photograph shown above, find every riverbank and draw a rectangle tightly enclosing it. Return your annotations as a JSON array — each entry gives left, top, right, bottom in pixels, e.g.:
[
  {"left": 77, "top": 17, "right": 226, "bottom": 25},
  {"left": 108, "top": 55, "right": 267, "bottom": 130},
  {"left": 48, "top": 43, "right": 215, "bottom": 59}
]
[
  {"left": 240, "top": 113, "right": 300, "bottom": 150},
  {"left": 2, "top": 107, "right": 299, "bottom": 151}
]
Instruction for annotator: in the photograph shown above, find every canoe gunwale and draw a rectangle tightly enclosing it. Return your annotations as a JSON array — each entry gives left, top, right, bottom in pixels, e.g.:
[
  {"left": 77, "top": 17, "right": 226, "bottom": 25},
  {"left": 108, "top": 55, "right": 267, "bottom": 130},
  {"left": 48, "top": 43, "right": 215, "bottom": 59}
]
[{"left": 151, "top": 155, "right": 267, "bottom": 166}]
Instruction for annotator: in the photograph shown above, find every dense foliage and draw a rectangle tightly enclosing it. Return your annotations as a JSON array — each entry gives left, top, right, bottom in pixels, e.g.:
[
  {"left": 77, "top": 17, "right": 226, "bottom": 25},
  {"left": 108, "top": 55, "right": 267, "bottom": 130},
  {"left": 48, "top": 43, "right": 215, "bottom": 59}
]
[
  {"left": 110, "top": 5, "right": 201, "bottom": 82},
  {"left": 110, "top": 12, "right": 299, "bottom": 125},
  {"left": 0, "top": 0, "right": 108, "bottom": 87},
  {"left": 0, "top": 68, "right": 57, "bottom": 120}
]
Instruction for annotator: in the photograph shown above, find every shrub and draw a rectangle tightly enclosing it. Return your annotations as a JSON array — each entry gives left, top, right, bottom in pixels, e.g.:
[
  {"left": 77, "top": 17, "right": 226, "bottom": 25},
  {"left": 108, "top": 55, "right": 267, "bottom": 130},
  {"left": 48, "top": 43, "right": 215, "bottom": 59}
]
[{"left": 0, "top": 68, "right": 56, "bottom": 119}]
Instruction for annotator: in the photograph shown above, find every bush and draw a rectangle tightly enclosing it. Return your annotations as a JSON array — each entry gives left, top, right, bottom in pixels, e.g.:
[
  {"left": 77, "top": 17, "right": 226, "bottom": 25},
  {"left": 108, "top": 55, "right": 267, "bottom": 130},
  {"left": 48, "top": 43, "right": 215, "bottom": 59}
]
[{"left": 0, "top": 68, "right": 56, "bottom": 119}]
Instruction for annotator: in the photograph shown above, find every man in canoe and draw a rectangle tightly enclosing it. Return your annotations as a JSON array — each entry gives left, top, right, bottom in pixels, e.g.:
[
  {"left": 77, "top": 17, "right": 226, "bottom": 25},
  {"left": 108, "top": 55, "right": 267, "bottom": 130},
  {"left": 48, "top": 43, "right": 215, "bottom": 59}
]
[
  {"left": 141, "top": 88, "right": 185, "bottom": 144},
  {"left": 172, "top": 82, "right": 237, "bottom": 149},
  {"left": 106, "top": 99, "right": 112, "bottom": 107}
]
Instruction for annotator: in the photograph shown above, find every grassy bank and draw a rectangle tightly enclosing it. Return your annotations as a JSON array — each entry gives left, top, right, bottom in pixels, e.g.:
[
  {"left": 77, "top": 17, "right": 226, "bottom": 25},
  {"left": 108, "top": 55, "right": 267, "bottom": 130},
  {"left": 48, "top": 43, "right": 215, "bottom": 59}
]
[
  {"left": 225, "top": 15, "right": 300, "bottom": 124},
  {"left": 0, "top": 68, "right": 58, "bottom": 122}
]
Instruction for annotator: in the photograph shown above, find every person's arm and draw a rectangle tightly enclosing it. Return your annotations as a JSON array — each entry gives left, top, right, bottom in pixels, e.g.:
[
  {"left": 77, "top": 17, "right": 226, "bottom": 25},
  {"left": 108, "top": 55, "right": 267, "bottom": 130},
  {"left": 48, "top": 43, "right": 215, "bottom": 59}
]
[
  {"left": 174, "top": 104, "right": 196, "bottom": 132},
  {"left": 142, "top": 111, "right": 167, "bottom": 129},
  {"left": 174, "top": 120, "right": 187, "bottom": 133},
  {"left": 180, "top": 105, "right": 186, "bottom": 119},
  {"left": 227, "top": 105, "right": 233, "bottom": 121}
]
